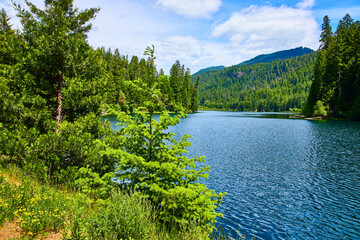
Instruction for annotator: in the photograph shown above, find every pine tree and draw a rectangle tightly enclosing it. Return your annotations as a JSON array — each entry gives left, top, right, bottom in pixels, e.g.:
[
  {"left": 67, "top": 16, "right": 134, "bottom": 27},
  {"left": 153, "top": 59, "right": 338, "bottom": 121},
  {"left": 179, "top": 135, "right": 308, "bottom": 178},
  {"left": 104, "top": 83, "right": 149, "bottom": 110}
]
[
  {"left": 319, "top": 15, "right": 332, "bottom": 50},
  {"left": 0, "top": 8, "right": 14, "bottom": 34},
  {"left": 14, "top": 0, "right": 100, "bottom": 132}
]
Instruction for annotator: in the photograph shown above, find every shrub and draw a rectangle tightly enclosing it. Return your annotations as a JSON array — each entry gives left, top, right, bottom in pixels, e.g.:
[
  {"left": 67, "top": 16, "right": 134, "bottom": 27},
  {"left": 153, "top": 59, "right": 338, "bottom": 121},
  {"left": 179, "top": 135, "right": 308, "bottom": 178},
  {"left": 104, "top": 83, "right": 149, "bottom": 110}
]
[
  {"left": 86, "top": 190, "right": 156, "bottom": 239},
  {"left": 109, "top": 109, "right": 226, "bottom": 232},
  {"left": 25, "top": 113, "right": 116, "bottom": 183},
  {"left": 313, "top": 100, "right": 327, "bottom": 116}
]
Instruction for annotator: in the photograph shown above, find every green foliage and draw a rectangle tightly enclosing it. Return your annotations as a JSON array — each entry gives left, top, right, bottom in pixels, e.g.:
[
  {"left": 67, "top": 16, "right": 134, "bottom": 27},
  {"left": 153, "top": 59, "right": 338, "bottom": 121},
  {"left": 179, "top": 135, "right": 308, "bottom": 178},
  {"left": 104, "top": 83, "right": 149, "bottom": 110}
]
[
  {"left": 113, "top": 110, "right": 225, "bottom": 230},
  {"left": 0, "top": 1, "right": 219, "bottom": 237},
  {"left": 67, "top": 189, "right": 213, "bottom": 240},
  {"left": 106, "top": 49, "right": 225, "bottom": 230},
  {"left": 0, "top": 176, "right": 17, "bottom": 225},
  {"left": 304, "top": 15, "right": 360, "bottom": 119},
  {"left": 0, "top": 177, "right": 69, "bottom": 237},
  {"left": 85, "top": 190, "right": 156, "bottom": 240},
  {"left": 75, "top": 167, "right": 115, "bottom": 201},
  {"left": 193, "top": 52, "right": 318, "bottom": 112},
  {"left": 100, "top": 47, "right": 198, "bottom": 113},
  {"left": 24, "top": 113, "right": 115, "bottom": 182},
  {"left": 313, "top": 100, "right": 327, "bottom": 116}
]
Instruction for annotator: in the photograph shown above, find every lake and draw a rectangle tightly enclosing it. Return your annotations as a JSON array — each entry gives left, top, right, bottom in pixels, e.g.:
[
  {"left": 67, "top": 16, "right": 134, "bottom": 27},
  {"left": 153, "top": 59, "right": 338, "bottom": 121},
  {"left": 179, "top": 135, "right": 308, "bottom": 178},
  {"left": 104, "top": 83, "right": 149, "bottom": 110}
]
[{"left": 105, "top": 111, "right": 360, "bottom": 240}]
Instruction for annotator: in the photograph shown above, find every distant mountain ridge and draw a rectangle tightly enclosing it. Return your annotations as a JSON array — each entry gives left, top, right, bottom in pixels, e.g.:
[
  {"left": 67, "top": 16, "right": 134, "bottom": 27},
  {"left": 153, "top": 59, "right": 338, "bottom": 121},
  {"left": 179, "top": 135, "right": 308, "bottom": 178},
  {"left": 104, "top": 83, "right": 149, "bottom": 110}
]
[
  {"left": 192, "top": 65, "right": 225, "bottom": 76},
  {"left": 238, "top": 46, "right": 313, "bottom": 66},
  {"left": 191, "top": 51, "right": 318, "bottom": 112},
  {"left": 193, "top": 46, "right": 313, "bottom": 76}
]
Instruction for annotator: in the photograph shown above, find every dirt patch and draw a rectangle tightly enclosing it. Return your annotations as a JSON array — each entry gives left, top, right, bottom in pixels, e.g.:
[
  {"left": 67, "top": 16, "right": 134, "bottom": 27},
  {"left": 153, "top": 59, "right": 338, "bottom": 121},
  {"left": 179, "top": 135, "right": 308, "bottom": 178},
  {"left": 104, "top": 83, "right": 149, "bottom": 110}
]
[
  {"left": 0, "top": 221, "right": 66, "bottom": 240},
  {"left": 0, "top": 173, "right": 21, "bottom": 187},
  {"left": 42, "top": 231, "right": 65, "bottom": 240},
  {"left": 0, "top": 221, "right": 21, "bottom": 240}
]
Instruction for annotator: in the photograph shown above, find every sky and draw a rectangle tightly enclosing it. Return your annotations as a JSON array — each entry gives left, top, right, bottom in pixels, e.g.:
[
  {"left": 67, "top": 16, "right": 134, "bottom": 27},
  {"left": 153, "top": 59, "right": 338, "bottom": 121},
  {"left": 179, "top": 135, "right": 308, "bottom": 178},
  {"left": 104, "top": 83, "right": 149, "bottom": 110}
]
[{"left": 1, "top": 0, "right": 360, "bottom": 74}]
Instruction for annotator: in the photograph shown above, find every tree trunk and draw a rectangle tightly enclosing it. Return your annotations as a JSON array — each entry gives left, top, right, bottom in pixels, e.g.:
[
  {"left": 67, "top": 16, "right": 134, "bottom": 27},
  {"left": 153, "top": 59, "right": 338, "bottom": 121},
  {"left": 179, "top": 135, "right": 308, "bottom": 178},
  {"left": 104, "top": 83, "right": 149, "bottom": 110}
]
[{"left": 56, "top": 74, "right": 63, "bottom": 134}]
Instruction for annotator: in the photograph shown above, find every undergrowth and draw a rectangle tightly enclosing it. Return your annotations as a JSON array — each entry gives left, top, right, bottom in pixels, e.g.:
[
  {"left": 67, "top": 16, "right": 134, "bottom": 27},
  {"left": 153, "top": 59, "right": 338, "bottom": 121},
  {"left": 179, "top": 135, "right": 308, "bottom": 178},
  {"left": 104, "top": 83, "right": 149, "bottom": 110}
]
[{"left": 0, "top": 164, "right": 239, "bottom": 239}]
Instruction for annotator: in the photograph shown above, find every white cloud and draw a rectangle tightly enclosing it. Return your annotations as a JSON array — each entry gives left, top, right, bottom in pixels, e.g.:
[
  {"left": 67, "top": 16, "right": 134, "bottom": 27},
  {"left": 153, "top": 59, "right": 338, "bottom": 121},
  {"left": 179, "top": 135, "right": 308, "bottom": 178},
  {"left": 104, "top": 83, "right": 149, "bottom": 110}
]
[
  {"left": 316, "top": 7, "right": 360, "bottom": 20},
  {"left": 155, "top": 35, "right": 252, "bottom": 73},
  {"left": 156, "top": 0, "right": 222, "bottom": 18},
  {"left": 211, "top": 4, "right": 319, "bottom": 56},
  {"left": 2, "top": 0, "right": 323, "bottom": 74},
  {"left": 296, "top": 0, "right": 315, "bottom": 9}
]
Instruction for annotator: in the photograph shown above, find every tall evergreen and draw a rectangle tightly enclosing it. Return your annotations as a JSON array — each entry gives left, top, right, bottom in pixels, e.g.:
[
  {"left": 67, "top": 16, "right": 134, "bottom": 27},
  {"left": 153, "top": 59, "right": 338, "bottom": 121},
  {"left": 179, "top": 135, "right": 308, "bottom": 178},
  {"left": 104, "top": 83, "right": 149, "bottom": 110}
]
[
  {"left": 304, "top": 14, "right": 360, "bottom": 119},
  {"left": 319, "top": 15, "right": 333, "bottom": 50},
  {"left": 14, "top": 0, "right": 101, "bottom": 131}
]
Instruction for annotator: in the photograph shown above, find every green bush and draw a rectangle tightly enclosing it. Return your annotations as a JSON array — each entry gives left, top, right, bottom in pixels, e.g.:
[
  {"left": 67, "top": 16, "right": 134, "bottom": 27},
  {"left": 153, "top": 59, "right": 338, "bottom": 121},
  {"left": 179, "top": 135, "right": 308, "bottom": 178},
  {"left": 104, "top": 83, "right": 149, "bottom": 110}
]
[
  {"left": 25, "top": 113, "right": 116, "bottom": 183},
  {"left": 86, "top": 190, "right": 156, "bottom": 239},
  {"left": 75, "top": 167, "right": 115, "bottom": 201},
  {"left": 313, "top": 100, "right": 328, "bottom": 116}
]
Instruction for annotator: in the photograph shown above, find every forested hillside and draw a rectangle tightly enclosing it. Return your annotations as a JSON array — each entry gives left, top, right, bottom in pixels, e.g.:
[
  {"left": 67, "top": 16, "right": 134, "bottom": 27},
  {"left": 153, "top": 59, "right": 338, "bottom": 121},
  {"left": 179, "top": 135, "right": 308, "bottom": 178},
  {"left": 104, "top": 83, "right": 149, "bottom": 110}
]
[
  {"left": 193, "top": 51, "right": 318, "bottom": 111},
  {"left": 303, "top": 14, "right": 360, "bottom": 120}
]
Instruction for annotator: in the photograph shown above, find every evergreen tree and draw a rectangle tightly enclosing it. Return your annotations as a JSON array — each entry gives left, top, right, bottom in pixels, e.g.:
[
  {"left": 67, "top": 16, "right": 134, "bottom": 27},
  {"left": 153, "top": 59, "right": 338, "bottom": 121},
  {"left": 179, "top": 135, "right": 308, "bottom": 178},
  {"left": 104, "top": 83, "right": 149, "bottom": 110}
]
[
  {"left": 304, "top": 14, "right": 360, "bottom": 119},
  {"left": 190, "top": 75, "right": 200, "bottom": 112},
  {"left": 110, "top": 47, "right": 225, "bottom": 231},
  {"left": 0, "top": 8, "right": 14, "bottom": 33},
  {"left": 14, "top": 0, "right": 100, "bottom": 132},
  {"left": 319, "top": 15, "right": 332, "bottom": 50}
]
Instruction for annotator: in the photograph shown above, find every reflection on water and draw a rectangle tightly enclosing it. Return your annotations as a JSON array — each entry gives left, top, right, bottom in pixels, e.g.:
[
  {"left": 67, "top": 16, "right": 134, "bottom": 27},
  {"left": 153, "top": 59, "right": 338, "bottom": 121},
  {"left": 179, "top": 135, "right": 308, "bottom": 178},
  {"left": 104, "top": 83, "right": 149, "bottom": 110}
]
[{"left": 106, "top": 111, "right": 360, "bottom": 240}]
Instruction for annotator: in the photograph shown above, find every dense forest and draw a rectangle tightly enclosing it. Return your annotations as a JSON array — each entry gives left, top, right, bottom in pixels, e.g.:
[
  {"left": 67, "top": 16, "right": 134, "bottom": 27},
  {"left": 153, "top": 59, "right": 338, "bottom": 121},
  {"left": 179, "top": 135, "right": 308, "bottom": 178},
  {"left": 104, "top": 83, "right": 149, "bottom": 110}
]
[
  {"left": 303, "top": 14, "right": 360, "bottom": 120},
  {"left": 192, "top": 51, "right": 318, "bottom": 111},
  {"left": 0, "top": 1, "right": 223, "bottom": 239},
  {"left": 103, "top": 52, "right": 199, "bottom": 113}
]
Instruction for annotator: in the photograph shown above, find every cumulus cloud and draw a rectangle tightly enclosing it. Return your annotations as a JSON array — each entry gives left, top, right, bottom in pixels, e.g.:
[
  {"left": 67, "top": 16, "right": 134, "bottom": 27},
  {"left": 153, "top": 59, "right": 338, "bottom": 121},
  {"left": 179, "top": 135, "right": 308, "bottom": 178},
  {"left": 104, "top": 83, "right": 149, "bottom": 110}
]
[
  {"left": 154, "top": 35, "right": 249, "bottom": 74},
  {"left": 296, "top": 0, "right": 315, "bottom": 9},
  {"left": 211, "top": 4, "right": 319, "bottom": 55},
  {"left": 156, "top": 0, "right": 222, "bottom": 18}
]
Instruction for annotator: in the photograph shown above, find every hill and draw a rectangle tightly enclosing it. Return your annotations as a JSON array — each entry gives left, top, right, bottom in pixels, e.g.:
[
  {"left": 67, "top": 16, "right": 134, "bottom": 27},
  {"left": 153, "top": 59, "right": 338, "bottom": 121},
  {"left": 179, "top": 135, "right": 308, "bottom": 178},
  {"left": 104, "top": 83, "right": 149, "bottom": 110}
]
[
  {"left": 193, "top": 47, "right": 313, "bottom": 76},
  {"left": 239, "top": 46, "right": 313, "bottom": 66},
  {"left": 192, "top": 65, "right": 225, "bottom": 76},
  {"left": 192, "top": 51, "right": 318, "bottom": 112}
]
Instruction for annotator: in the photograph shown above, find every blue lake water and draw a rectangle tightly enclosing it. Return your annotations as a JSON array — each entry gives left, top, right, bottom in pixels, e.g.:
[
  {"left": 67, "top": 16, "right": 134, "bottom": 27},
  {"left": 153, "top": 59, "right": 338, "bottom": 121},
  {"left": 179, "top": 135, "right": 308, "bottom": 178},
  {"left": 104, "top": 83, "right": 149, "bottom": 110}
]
[{"left": 104, "top": 111, "right": 360, "bottom": 240}]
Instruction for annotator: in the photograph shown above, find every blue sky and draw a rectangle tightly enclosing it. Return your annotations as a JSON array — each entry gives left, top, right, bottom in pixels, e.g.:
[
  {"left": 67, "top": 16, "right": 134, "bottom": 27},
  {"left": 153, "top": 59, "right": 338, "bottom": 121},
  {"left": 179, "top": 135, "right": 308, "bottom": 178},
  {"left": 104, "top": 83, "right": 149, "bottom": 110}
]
[{"left": 1, "top": 0, "right": 359, "bottom": 74}]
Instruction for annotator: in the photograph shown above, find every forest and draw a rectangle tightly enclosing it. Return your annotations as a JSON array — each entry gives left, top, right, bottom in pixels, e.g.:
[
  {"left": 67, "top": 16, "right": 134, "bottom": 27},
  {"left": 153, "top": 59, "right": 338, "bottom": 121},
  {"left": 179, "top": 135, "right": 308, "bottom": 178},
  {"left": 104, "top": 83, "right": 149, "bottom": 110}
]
[
  {"left": 192, "top": 51, "right": 318, "bottom": 112},
  {"left": 0, "top": 1, "right": 224, "bottom": 239},
  {"left": 303, "top": 14, "right": 360, "bottom": 120}
]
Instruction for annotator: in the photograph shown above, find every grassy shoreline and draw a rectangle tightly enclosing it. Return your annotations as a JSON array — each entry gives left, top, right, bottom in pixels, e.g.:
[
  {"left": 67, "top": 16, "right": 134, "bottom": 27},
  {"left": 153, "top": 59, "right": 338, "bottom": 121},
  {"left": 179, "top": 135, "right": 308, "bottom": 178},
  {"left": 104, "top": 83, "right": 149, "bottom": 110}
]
[{"left": 0, "top": 163, "right": 242, "bottom": 240}]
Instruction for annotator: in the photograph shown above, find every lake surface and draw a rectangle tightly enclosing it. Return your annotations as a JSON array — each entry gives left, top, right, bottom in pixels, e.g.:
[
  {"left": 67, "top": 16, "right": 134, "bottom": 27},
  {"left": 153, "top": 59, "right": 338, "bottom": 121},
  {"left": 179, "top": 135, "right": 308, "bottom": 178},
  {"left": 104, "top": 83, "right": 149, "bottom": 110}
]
[{"left": 105, "top": 111, "right": 360, "bottom": 240}]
